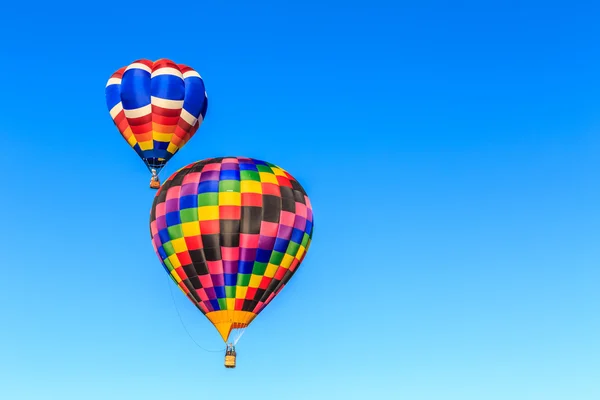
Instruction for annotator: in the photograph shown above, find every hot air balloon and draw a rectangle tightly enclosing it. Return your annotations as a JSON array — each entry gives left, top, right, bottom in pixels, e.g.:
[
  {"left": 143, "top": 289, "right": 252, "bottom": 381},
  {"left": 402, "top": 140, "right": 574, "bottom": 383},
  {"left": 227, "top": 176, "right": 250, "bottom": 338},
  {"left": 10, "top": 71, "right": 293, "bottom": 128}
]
[
  {"left": 149, "top": 157, "right": 314, "bottom": 368},
  {"left": 105, "top": 59, "right": 208, "bottom": 189}
]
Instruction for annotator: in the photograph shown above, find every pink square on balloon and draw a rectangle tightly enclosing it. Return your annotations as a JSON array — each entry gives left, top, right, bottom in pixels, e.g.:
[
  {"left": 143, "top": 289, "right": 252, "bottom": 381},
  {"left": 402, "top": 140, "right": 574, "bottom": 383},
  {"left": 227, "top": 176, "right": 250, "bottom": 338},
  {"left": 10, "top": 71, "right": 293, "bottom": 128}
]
[
  {"left": 207, "top": 261, "right": 223, "bottom": 275},
  {"left": 280, "top": 211, "right": 296, "bottom": 227},
  {"left": 198, "top": 290, "right": 209, "bottom": 302},
  {"left": 166, "top": 186, "right": 181, "bottom": 200},
  {"left": 199, "top": 275, "right": 213, "bottom": 288},
  {"left": 221, "top": 247, "right": 240, "bottom": 261},
  {"left": 202, "top": 163, "right": 221, "bottom": 172},
  {"left": 240, "top": 233, "right": 260, "bottom": 249},
  {"left": 183, "top": 172, "right": 202, "bottom": 185},
  {"left": 295, "top": 203, "right": 307, "bottom": 218},
  {"left": 155, "top": 202, "right": 166, "bottom": 217},
  {"left": 260, "top": 221, "right": 279, "bottom": 237}
]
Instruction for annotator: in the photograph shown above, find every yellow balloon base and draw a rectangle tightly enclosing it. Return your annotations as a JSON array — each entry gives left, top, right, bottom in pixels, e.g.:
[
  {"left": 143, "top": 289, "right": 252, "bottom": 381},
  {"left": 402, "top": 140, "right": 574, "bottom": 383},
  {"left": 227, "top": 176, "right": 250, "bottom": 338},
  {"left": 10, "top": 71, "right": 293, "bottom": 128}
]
[{"left": 205, "top": 310, "right": 257, "bottom": 342}]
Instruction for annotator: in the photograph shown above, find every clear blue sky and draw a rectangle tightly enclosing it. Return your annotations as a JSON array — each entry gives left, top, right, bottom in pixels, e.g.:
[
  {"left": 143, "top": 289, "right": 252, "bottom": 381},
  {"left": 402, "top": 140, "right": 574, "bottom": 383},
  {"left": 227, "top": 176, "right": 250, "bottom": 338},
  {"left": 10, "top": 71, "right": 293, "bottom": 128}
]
[{"left": 1, "top": 1, "right": 600, "bottom": 399}]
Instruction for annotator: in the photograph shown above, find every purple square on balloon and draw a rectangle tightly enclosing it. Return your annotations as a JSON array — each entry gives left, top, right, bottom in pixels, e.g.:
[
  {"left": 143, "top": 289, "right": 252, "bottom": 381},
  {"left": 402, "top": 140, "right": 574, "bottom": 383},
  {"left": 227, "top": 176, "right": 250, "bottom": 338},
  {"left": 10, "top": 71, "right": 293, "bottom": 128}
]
[
  {"left": 200, "top": 171, "right": 220, "bottom": 182},
  {"left": 294, "top": 216, "right": 306, "bottom": 230},
  {"left": 205, "top": 287, "right": 216, "bottom": 299},
  {"left": 277, "top": 225, "right": 293, "bottom": 239},
  {"left": 258, "top": 235, "right": 276, "bottom": 250},
  {"left": 166, "top": 199, "right": 179, "bottom": 213},
  {"left": 203, "top": 300, "right": 214, "bottom": 312},
  {"left": 211, "top": 274, "right": 224, "bottom": 287},
  {"left": 240, "top": 248, "right": 257, "bottom": 261},
  {"left": 221, "top": 162, "right": 239, "bottom": 170},
  {"left": 223, "top": 261, "right": 238, "bottom": 275},
  {"left": 180, "top": 183, "right": 198, "bottom": 197}
]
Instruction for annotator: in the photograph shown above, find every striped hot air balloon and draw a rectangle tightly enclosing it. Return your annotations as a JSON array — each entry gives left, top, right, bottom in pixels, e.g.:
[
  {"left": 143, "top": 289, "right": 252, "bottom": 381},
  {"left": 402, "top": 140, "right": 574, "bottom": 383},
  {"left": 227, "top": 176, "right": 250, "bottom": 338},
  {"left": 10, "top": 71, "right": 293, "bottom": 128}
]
[{"left": 105, "top": 59, "right": 208, "bottom": 189}]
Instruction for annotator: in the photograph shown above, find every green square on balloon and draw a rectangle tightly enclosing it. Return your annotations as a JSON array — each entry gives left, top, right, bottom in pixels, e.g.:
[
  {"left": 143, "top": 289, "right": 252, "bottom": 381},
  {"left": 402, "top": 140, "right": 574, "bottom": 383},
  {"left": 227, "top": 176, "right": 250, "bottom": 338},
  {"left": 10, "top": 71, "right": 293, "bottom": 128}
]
[
  {"left": 256, "top": 165, "right": 273, "bottom": 173},
  {"left": 163, "top": 258, "right": 174, "bottom": 271},
  {"left": 198, "top": 193, "right": 219, "bottom": 206},
  {"left": 252, "top": 262, "right": 267, "bottom": 275},
  {"left": 301, "top": 233, "right": 311, "bottom": 247},
  {"left": 218, "top": 298, "right": 227, "bottom": 309},
  {"left": 286, "top": 242, "right": 300, "bottom": 256},
  {"left": 162, "top": 242, "right": 175, "bottom": 257},
  {"left": 237, "top": 274, "right": 251, "bottom": 286},
  {"left": 269, "top": 251, "right": 284, "bottom": 265},
  {"left": 180, "top": 208, "right": 198, "bottom": 223},
  {"left": 219, "top": 180, "right": 240, "bottom": 192},
  {"left": 225, "top": 286, "right": 237, "bottom": 297},
  {"left": 240, "top": 170, "right": 260, "bottom": 181},
  {"left": 167, "top": 225, "right": 183, "bottom": 239}
]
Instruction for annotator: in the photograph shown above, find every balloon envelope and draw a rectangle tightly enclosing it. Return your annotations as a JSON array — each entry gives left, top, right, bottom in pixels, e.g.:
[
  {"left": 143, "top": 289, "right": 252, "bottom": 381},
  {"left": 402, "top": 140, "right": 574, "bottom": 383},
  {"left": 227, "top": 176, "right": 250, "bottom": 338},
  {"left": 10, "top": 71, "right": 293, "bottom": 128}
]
[
  {"left": 149, "top": 157, "right": 314, "bottom": 342},
  {"left": 105, "top": 58, "right": 208, "bottom": 173}
]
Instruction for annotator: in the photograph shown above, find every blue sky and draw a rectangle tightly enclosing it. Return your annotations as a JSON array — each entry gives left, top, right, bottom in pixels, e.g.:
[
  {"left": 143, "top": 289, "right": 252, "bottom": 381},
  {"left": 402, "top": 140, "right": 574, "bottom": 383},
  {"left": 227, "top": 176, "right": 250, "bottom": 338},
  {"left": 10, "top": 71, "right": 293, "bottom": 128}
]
[{"left": 1, "top": 1, "right": 600, "bottom": 399}]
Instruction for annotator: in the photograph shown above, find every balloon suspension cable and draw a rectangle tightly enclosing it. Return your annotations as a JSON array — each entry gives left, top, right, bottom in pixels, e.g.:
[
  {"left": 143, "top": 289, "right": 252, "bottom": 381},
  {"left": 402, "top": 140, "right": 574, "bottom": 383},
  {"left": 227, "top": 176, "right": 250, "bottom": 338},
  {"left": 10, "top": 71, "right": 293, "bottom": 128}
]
[
  {"left": 232, "top": 327, "right": 246, "bottom": 346},
  {"left": 165, "top": 274, "right": 225, "bottom": 353},
  {"left": 145, "top": 161, "right": 165, "bottom": 177}
]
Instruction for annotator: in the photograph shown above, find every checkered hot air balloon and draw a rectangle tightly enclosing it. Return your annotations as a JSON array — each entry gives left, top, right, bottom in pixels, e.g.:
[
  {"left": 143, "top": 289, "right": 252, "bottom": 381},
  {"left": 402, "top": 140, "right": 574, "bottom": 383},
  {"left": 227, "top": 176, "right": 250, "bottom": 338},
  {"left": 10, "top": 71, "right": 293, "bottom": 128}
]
[
  {"left": 105, "top": 59, "right": 208, "bottom": 189},
  {"left": 150, "top": 157, "right": 314, "bottom": 368}
]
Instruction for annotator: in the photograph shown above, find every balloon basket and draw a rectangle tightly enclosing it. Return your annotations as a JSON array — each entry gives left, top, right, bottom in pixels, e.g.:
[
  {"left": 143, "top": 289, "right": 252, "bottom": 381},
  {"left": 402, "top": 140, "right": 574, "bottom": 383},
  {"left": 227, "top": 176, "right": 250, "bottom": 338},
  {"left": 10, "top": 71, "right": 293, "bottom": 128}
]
[
  {"left": 150, "top": 178, "right": 160, "bottom": 189},
  {"left": 224, "top": 354, "right": 236, "bottom": 368}
]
